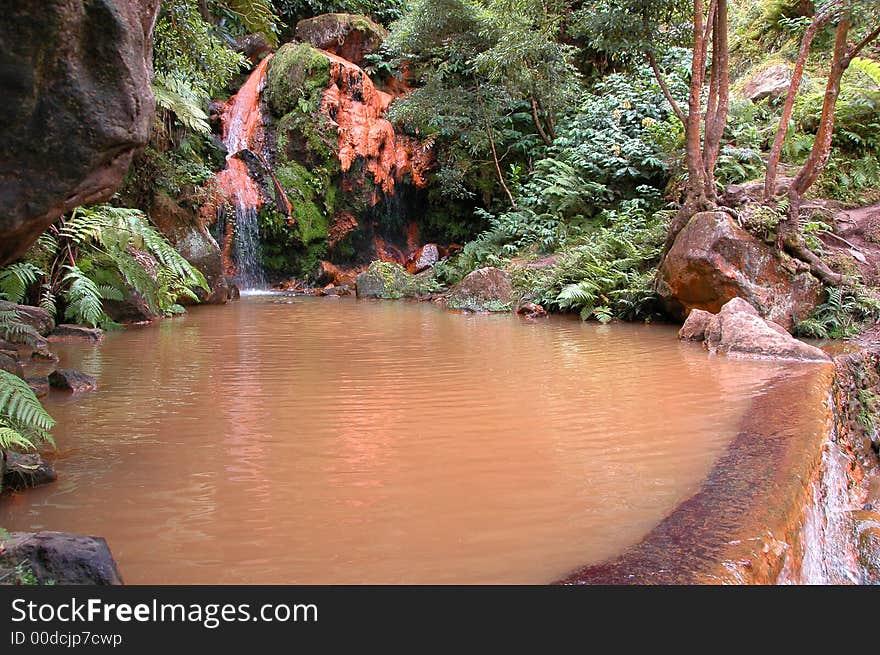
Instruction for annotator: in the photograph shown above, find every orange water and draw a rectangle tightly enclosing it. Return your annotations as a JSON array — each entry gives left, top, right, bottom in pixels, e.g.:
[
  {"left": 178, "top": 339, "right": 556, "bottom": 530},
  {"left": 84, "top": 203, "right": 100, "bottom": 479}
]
[{"left": 0, "top": 297, "right": 787, "bottom": 583}]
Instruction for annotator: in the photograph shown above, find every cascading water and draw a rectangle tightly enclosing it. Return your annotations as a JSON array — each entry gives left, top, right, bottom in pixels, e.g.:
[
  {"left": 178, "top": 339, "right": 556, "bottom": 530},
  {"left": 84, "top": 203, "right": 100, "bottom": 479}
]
[{"left": 214, "top": 56, "right": 273, "bottom": 291}]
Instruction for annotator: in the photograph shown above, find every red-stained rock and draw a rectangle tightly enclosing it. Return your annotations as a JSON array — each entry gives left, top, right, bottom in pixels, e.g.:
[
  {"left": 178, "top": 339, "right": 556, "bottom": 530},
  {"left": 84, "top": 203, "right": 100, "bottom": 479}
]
[
  {"left": 679, "top": 308, "right": 713, "bottom": 341},
  {"left": 702, "top": 298, "right": 830, "bottom": 362},
  {"left": 657, "top": 211, "right": 824, "bottom": 329},
  {"left": 516, "top": 302, "right": 548, "bottom": 319},
  {"left": 406, "top": 244, "right": 440, "bottom": 274},
  {"left": 320, "top": 51, "right": 432, "bottom": 195},
  {"left": 0, "top": 0, "right": 160, "bottom": 265}
]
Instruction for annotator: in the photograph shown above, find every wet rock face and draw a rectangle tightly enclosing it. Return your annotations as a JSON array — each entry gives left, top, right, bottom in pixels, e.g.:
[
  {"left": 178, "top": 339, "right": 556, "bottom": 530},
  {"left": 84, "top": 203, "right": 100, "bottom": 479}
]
[
  {"left": 657, "top": 211, "right": 824, "bottom": 329},
  {"left": 151, "top": 192, "right": 229, "bottom": 305},
  {"left": 682, "top": 297, "right": 831, "bottom": 362},
  {"left": 0, "top": 531, "right": 123, "bottom": 585},
  {"left": 447, "top": 268, "right": 514, "bottom": 312},
  {"left": 295, "top": 13, "right": 388, "bottom": 67},
  {"left": 0, "top": 0, "right": 160, "bottom": 265}
]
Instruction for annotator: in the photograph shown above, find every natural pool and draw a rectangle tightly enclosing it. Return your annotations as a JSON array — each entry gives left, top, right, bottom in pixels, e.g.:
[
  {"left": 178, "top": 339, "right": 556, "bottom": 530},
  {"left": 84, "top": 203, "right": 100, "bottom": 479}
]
[{"left": 0, "top": 296, "right": 790, "bottom": 583}]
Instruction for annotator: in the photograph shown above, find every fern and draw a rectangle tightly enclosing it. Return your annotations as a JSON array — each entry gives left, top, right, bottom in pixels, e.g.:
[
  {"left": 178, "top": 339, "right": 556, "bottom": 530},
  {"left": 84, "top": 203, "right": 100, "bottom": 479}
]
[
  {"left": 0, "top": 263, "right": 43, "bottom": 304},
  {"left": 0, "top": 370, "right": 55, "bottom": 452},
  {"left": 153, "top": 73, "right": 211, "bottom": 135},
  {"left": 61, "top": 266, "right": 111, "bottom": 328},
  {"left": 0, "top": 305, "right": 40, "bottom": 347}
]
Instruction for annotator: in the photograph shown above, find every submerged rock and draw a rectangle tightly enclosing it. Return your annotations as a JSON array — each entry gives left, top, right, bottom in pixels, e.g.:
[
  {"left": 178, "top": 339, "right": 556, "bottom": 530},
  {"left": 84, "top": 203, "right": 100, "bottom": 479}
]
[
  {"left": 3, "top": 452, "right": 56, "bottom": 490},
  {"left": 26, "top": 377, "right": 50, "bottom": 398},
  {"left": 657, "top": 211, "right": 824, "bottom": 329},
  {"left": 356, "top": 262, "right": 418, "bottom": 299},
  {"left": 295, "top": 13, "right": 388, "bottom": 67},
  {"left": 49, "top": 369, "right": 98, "bottom": 393},
  {"left": 447, "top": 268, "right": 513, "bottom": 312},
  {"left": 516, "top": 302, "right": 549, "bottom": 319},
  {"left": 0, "top": 0, "right": 160, "bottom": 265},
  {"left": 0, "top": 531, "right": 122, "bottom": 585},
  {"left": 49, "top": 325, "right": 104, "bottom": 343},
  {"left": 682, "top": 297, "right": 831, "bottom": 362}
]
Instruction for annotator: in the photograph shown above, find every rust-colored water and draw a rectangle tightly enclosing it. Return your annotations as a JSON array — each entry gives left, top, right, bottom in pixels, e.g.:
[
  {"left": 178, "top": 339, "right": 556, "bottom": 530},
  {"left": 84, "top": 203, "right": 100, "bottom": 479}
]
[{"left": 0, "top": 297, "right": 788, "bottom": 584}]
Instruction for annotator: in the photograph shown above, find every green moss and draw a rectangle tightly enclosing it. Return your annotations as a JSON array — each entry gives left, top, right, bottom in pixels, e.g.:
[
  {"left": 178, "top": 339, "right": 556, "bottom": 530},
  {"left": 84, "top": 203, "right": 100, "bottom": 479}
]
[{"left": 265, "top": 43, "right": 331, "bottom": 118}]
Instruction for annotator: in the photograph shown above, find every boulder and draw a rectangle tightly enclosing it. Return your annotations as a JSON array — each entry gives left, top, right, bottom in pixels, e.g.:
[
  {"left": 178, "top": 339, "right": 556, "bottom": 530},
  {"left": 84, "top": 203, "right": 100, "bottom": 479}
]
[
  {"left": 684, "top": 298, "right": 831, "bottom": 362},
  {"left": 0, "top": 301, "right": 54, "bottom": 336},
  {"left": 741, "top": 63, "right": 792, "bottom": 103},
  {"left": 49, "top": 325, "right": 104, "bottom": 343},
  {"left": 679, "top": 308, "right": 714, "bottom": 341},
  {"left": 406, "top": 244, "right": 440, "bottom": 274},
  {"left": 295, "top": 13, "right": 388, "bottom": 67},
  {"left": 356, "top": 261, "right": 417, "bottom": 299},
  {"left": 0, "top": 0, "right": 160, "bottom": 265},
  {"left": 0, "top": 531, "right": 123, "bottom": 585},
  {"left": 657, "top": 211, "right": 824, "bottom": 329},
  {"left": 447, "top": 267, "right": 513, "bottom": 312},
  {"left": 150, "top": 192, "right": 229, "bottom": 305},
  {"left": 0, "top": 353, "right": 23, "bottom": 378},
  {"left": 3, "top": 452, "right": 56, "bottom": 490},
  {"left": 49, "top": 369, "right": 98, "bottom": 393},
  {"left": 516, "top": 302, "right": 549, "bottom": 319}
]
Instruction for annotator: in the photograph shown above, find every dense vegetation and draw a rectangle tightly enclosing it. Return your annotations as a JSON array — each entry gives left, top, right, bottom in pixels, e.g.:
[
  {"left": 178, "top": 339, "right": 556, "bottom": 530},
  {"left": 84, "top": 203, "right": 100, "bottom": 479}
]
[{"left": 1, "top": 0, "right": 879, "bottom": 456}]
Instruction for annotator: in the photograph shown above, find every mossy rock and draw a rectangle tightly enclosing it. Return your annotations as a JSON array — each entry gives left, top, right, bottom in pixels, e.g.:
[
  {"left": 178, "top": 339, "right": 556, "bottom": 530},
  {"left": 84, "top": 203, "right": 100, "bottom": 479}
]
[
  {"left": 295, "top": 13, "right": 387, "bottom": 67},
  {"left": 265, "top": 43, "right": 331, "bottom": 118},
  {"left": 356, "top": 261, "right": 419, "bottom": 299},
  {"left": 446, "top": 267, "right": 514, "bottom": 312}
]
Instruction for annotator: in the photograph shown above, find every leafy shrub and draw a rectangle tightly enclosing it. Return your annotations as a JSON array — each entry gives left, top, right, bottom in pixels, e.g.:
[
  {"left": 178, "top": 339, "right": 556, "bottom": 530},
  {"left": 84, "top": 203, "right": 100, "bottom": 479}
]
[{"left": 795, "top": 286, "right": 880, "bottom": 339}]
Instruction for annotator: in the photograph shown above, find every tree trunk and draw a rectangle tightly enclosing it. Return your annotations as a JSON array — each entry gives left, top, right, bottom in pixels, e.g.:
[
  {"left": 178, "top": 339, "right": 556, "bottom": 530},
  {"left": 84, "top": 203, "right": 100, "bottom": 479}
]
[
  {"left": 763, "top": 4, "right": 838, "bottom": 201},
  {"left": 702, "top": 0, "right": 729, "bottom": 200}
]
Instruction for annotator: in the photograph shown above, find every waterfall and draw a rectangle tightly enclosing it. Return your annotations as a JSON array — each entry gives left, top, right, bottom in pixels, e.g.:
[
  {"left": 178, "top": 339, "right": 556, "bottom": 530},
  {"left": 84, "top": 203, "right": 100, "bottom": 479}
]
[{"left": 214, "top": 56, "right": 273, "bottom": 291}]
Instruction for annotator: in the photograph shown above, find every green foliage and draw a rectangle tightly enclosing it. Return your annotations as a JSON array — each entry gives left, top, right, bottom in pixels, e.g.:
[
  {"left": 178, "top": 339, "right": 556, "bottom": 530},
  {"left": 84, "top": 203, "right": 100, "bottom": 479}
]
[
  {"left": 795, "top": 286, "right": 880, "bottom": 339},
  {"left": 152, "top": 73, "right": 212, "bottom": 134},
  {"left": 273, "top": 0, "right": 405, "bottom": 27},
  {"left": 153, "top": 1, "right": 280, "bottom": 132},
  {"left": 512, "top": 200, "right": 668, "bottom": 321},
  {"left": 0, "top": 264, "right": 43, "bottom": 305},
  {"left": 0, "top": 305, "right": 41, "bottom": 348},
  {"left": 386, "top": 0, "right": 580, "bottom": 205},
  {"left": 2, "top": 205, "right": 208, "bottom": 329},
  {"left": 0, "top": 370, "right": 55, "bottom": 453}
]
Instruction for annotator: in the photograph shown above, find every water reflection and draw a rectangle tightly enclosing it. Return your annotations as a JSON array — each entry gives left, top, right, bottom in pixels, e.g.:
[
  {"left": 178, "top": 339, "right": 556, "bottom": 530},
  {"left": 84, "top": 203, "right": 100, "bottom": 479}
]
[{"left": 1, "top": 297, "right": 793, "bottom": 583}]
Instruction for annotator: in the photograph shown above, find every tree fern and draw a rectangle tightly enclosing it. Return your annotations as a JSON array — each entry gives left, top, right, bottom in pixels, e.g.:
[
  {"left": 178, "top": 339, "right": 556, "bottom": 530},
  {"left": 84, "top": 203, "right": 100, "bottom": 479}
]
[{"left": 0, "top": 370, "right": 55, "bottom": 452}]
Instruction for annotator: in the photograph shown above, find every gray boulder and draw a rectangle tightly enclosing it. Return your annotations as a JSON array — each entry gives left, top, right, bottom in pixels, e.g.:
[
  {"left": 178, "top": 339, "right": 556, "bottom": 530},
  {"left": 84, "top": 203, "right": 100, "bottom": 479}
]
[{"left": 0, "top": 532, "right": 122, "bottom": 585}]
